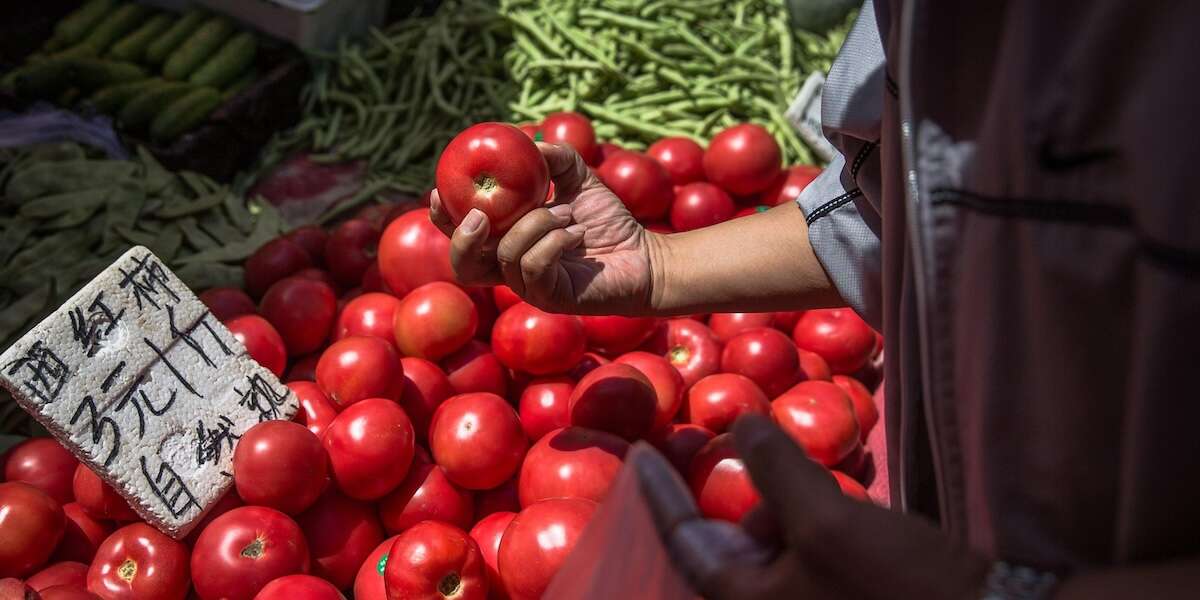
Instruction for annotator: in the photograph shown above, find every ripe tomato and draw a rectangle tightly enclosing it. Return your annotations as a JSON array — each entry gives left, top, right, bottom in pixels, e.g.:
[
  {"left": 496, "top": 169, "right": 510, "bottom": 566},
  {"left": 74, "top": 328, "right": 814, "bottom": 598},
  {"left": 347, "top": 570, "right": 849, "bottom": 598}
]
[
  {"left": 378, "top": 448, "right": 474, "bottom": 535},
  {"left": 0, "top": 482, "right": 64, "bottom": 577},
  {"left": 378, "top": 208, "right": 455, "bottom": 295},
  {"left": 517, "top": 377, "right": 574, "bottom": 442},
  {"left": 72, "top": 466, "right": 136, "bottom": 522},
  {"left": 436, "top": 122, "right": 550, "bottom": 235},
  {"left": 39, "top": 585, "right": 102, "bottom": 600},
  {"left": 232, "top": 421, "right": 328, "bottom": 515},
  {"left": 393, "top": 282, "right": 478, "bottom": 360},
  {"left": 475, "top": 478, "right": 519, "bottom": 520},
  {"left": 540, "top": 112, "right": 598, "bottom": 165},
  {"left": 286, "top": 353, "right": 320, "bottom": 382},
  {"left": 361, "top": 263, "right": 394, "bottom": 294},
  {"left": 326, "top": 219, "right": 381, "bottom": 287},
  {"left": 641, "top": 318, "right": 722, "bottom": 390},
  {"left": 798, "top": 349, "right": 833, "bottom": 381},
  {"left": 288, "top": 381, "right": 339, "bottom": 439},
  {"left": 702, "top": 124, "right": 782, "bottom": 196},
  {"left": 578, "top": 315, "right": 658, "bottom": 356},
  {"left": 498, "top": 498, "right": 596, "bottom": 600},
  {"left": 670, "top": 182, "right": 736, "bottom": 232},
  {"left": 491, "top": 286, "right": 522, "bottom": 312},
  {"left": 52, "top": 502, "right": 112, "bottom": 563},
  {"left": 293, "top": 268, "right": 339, "bottom": 291},
  {"left": 832, "top": 470, "right": 870, "bottom": 502},
  {"left": 517, "top": 123, "right": 539, "bottom": 139},
  {"left": 596, "top": 143, "right": 624, "bottom": 165},
  {"left": 688, "top": 434, "right": 760, "bottom": 522},
  {"left": 568, "top": 363, "right": 657, "bottom": 441},
  {"left": 468, "top": 512, "right": 515, "bottom": 600},
  {"left": 199, "top": 287, "right": 257, "bottom": 322},
  {"left": 649, "top": 424, "right": 716, "bottom": 475},
  {"left": 708, "top": 312, "right": 774, "bottom": 343},
  {"left": 253, "top": 574, "right": 344, "bottom": 600},
  {"left": 684, "top": 374, "right": 770, "bottom": 434},
  {"left": 595, "top": 151, "right": 673, "bottom": 221},
  {"left": 647, "top": 137, "right": 705, "bottom": 186},
  {"left": 3, "top": 438, "right": 77, "bottom": 505},
  {"left": 285, "top": 224, "right": 329, "bottom": 266},
  {"left": 87, "top": 522, "right": 189, "bottom": 600},
  {"left": 384, "top": 521, "right": 486, "bottom": 600},
  {"left": 183, "top": 492, "right": 242, "bottom": 547},
  {"left": 565, "top": 352, "right": 609, "bottom": 381},
  {"left": 316, "top": 336, "right": 405, "bottom": 408},
  {"left": 354, "top": 536, "right": 399, "bottom": 600},
  {"left": 441, "top": 340, "right": 507, "bottom": 397},
  {"left": 832, "top": 375, "right": 878, "bottom": 442},
  {"left": 226, "top": 315, "right": 287, "bottom": 377},
  {"left": 465, "top": 287, "right": 498, "bottom": 342},
  {"left": 322, "top": 398, "right": 415, "bottom": 500},
  {"left": 296, "top": 489, "right": 384, "bottom": 590},
  {"left": 260, "top": 276, "right": 337, "bottom": 357},
  {"left": 772, "top": 381, "right": 860, "bottom": 467},
  {"left": 773, "top": 310, "right": 804, "bottom": 332},
  {"left": 397, "top": 358, "right": 454, "bottom": 441},
  {"left": 491, "top": 303, "right": 585, "bottom": 376},
  {"left": 720, "top": 328, "right": 801, "bottom": 398},
  {"left": 429, "top": 393, "right": 527, "bottom": 490},
  {"left": 28, "top": 562, "right": 88, "bottom": 592},
  {"left": 244, "top": 237, "right": 312, "bottom": 299},
  {"left": 760, "top": 165, "right": 821, "bottom": 206},
  {"left": 791, "top": 308, "right": 876, "bottom": 374},
  {"left": 517, "top": 427, "right": 628, "bottom": 507},
  {"left": 336, "top": 293, "right": 401, "bottom": 345},
  {"left": 191, "top": 506, "right": 309, "bottom": 600},
  {"left": 614, "top": 352, "right": 684, "bottom": 431}
]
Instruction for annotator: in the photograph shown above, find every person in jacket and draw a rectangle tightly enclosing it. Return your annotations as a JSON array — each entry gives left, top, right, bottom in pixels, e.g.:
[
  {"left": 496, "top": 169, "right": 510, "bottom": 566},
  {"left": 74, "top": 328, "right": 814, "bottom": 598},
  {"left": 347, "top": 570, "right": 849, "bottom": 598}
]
[{"left": 431, "top": 1, "right": 1200, "bottom": 597}]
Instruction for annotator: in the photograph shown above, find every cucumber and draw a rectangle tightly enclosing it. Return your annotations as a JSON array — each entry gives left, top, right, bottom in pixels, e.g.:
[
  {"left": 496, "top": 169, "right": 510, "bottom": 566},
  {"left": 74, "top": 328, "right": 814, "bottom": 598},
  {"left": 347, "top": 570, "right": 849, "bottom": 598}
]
[
  {"left": 108, "top": 12, "right": 173, "bottom": 62},
  {"left": 151, "top": 87, "right": 222, "bottom": 142},
  {"left": 118, "top": 80, "right": 194, "bottom": 129},
  {"left": 145, "top": 9, "right": 207, "bottom": 66},
  {"left": 67, "top": 58, "right": 147, "bottom": 89},
  {"left": 188, "top": 31, "right": 257, "bottom": 88},
  {"left": 222, "top": 68, "right": 257, "bottom": 100},
  {"left": 78, "top": 3, "right": 152, "bottom": 55},
  {"left": 162, "top": 17, "right": 234, "bottom": 81},
  {"left": 5, "top": 58, "right": 75, "bottom": 99},
  {"left": 57, "top": 87, "right": 82, "bottom": 107},
  {"left": 88, "top": 78, "right": 160, "bottom": 113},
  {"left": 47, "top": 0, "right": 117, "bottom": 50}
]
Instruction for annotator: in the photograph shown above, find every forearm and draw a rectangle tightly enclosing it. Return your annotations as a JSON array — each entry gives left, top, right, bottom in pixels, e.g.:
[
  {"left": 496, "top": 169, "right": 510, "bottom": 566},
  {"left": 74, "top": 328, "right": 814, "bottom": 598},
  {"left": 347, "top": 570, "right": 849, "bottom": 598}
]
[
  {"left": 1053, "top": 557, "right": 1200, "bottom": 599},
  {"left": 646, "top": 202, "right": 844, "bottom": 315}
]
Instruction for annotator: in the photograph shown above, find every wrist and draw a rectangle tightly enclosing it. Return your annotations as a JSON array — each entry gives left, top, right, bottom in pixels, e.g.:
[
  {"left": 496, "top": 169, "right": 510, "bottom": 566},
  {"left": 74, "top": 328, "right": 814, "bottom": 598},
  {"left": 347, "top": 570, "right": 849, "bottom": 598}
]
[{"left": 643, "top": 229, "right": 676, "bottom": 315}]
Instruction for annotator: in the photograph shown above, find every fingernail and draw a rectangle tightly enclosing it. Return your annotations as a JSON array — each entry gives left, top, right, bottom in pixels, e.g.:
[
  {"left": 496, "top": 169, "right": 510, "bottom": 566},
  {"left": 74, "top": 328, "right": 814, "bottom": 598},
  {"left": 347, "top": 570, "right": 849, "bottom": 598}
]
[
  {"left": 565, "top": 223, "right": 587, "bottom": 236},
  {"left": 461, "top": 209, "right": 485, "bottom": 234},
  {"left": 549, "top": 203, "right": 573, "bottom": 219}
]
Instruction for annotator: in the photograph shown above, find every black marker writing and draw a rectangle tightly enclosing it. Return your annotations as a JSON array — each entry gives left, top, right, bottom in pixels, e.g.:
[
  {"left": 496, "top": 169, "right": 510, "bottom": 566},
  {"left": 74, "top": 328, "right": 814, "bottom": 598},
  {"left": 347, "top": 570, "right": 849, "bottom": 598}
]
[
  {"left": 68, "top": 290, "right": 125, "bottom": 357},
  {"left": 69, "top": 396, "right": 120, "bottom": 467},
  {"left": 118, "top": 253, "right": 180, "bottom": 312},
  {"left": 116, "top": 377, "right": 177, "bottom": 439},
  {"left": 140, "top": 455, "right": 200, "bottom": 519},
  {"left": 235, "top": 374, "right": 290, "bottom": 422},
  {"left": 4, "top": 341, "right": 69, "bottom": 404},
  {"left": 195, "top": 415, "right": 240, "bottom": 467}
]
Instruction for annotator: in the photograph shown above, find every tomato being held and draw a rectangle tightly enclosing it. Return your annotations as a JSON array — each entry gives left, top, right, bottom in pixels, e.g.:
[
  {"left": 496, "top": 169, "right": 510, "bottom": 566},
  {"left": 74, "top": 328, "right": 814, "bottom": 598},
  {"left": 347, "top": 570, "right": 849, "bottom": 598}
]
[
  {"left": 708, "top": 312, "right": 774, "bottom": 343},
  {"left": 517, "top": 377, "right": 574, "bottom": 442},
  {"left": 760, "top": 165, "right": 821, "bottom": 206},
  {"left": 791, "top": 308, "right": 877, "bottom": 375},
  {"left": 688, "top": 434, "right": 761, "bottom": 523},
  {"left": 190, "top": 506, "right": 310, "bottom": 600},
  {"left": 316, "top": 336, "right": 405, "bottom": 408},
  {"left": 641, "top": 318, "right": 722, "bottom": 390},
  {"left": 498, "top": 498, "right": 596, "bottom": 600},
  {"left": 3, "top": 438, "right": 77, "bottom": 506},
  {"left": 772, "top": 381, "right": 860, "bottom": 467},
  {"left": 647, "top": 137, "right": 706, "bottom": 186},
  {"left": 685, "top": 373, "right": 770, "bottom": 434},
  {"left": 468, "top": 511, "right": 515, "bottom": 600},
  {"left": 435, "top": 122, "right": 550, "bottom": 235},
  {"left": 378, "top": 208, "right": 455, "bottom": 295},
  {"left": 336, "top": 293, "right": 401, "bottom": 345},
  {"left": 568, "top": 363, "right": 657, "bottom": 441},
  {"left": 322, "top": 398, "right": 415, "bottom": 500},
  {"left": 540, "top": 112, "right": 598, "bottom": 165},
  {"left": 596, "top": 151, "right": 673, "bottom": 221},
  {"left": 394, "top": 282, "right": 478, "bottom": 360},
  {"left": 670, "top": 182, "right": 736, "bottom": 232},
  {"left": 199, "top": 287, "right": 257, "bottom": 322},
  {"left": 260, "top": 276, "right": 337, "bottom": 357},
  {"left": 52, "top": 503, "right": 112, "bottom": 564},
  {"left": 0, "top": 482, "right": 64, "bottom": 578},
  {"left": 244, "top": 237, "right": 312, "bottom": 299},
  {"left": 702, "top": 123, "right": 782, "bottom": 196},
  {"left": 226, "top": 315, "right": 287, "bottom": 377},
  {"left": 233, "top": 421, "right": 328, "bottom": 515},
  {"left": 253, "top": 575, "right": 345, "bottom": 600},
  {"left": 378, "top": 448, "right": 474, "bottom": 535},
  {"left": 87, "top": 522, "right": 189, "bottom": 600},
  {"left": 517, "top": 427, "right": 628, "bottom": 507},
  {"left": 72, "top": 465, "right": 137, "bottom": 522},
  {"left": 441, "top": 340, "right": 508, "bottom": 397},
  {"left": 429, "top": 393, "right": 527, "bottom": 490},
  {"left": 354, "top": 536, "right": 399, "bottom": 600},
  {"left": 721, "top": 328, "right": 801, "bottom": 398},
  {"left": 325, "top": 219, "right": 381, "bottom": 287},
  {"left": 578, "top": 315, "right": 658, "bottom": 356},
  {"left": 384, "top": 521, "right": 486, "bottom": 600},
  {"left": 397, "top": 357, "right": 454, "bottom": 441},
  {"left": 296, "top": 489, "right": 384, "bottom": 590},
  {"left": 491, "top": 303, "right": 585, "bottom": 376}
]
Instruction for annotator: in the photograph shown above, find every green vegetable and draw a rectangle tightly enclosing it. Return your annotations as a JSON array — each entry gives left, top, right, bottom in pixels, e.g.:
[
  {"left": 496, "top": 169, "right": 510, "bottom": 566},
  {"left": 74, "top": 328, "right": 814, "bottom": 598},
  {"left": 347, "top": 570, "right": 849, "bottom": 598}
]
[
  {"left": 187, "top": 31, "right": 257, "bottom": 88},
  {"left": 46, "top": 0, "right": 117, "bottom": 50},
  {"left": 222, "top": 68, "right": 257, "bottom": 99},
  {"left": 108, "top": 12, "right": 174, "bottom": 62},
  {"left": 150, "top": 86, "right": 222, "bottom": 142},
  {"left": 162, "top": 16, "right": 234, "bottom": 80},
  {"left": 66, "top": 58, "right": 146, "bottom": 89},
  {"left": 4, "top": 58, "right": 75, "bottom": 98},
  {"left": 88, "top": 78, "right": 161, "bottom": 113},
  {"left": 146, "top": 9, "right": 208, "bottom": 65},
  {"left": 77, "top": 3, "right": 152, "bottom": 55},
  {"left": 118, "top": 80, "right": 194, "bottom": 129}
]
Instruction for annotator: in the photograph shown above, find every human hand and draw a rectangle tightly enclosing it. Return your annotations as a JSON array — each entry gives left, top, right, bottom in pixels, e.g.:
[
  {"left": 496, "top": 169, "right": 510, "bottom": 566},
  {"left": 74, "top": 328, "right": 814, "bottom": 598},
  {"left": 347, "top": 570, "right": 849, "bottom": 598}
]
[{"left": 429, "top": 143, "right": 659, "bottom": 315}]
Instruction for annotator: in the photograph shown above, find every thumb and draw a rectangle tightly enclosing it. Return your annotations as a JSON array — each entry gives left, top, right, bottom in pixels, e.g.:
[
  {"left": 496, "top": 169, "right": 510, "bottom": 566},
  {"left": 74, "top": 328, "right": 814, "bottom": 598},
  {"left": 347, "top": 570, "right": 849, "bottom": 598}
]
[{"left": 537, "top": 142, "right": 595, "bottom": 201}]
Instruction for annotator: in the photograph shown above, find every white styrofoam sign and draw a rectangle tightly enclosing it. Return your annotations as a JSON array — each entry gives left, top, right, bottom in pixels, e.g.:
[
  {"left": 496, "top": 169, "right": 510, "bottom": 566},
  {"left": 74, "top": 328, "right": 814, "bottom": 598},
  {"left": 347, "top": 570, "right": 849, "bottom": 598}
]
[{"left": 0, "top": 246, "right": 298, "bottom": 538}]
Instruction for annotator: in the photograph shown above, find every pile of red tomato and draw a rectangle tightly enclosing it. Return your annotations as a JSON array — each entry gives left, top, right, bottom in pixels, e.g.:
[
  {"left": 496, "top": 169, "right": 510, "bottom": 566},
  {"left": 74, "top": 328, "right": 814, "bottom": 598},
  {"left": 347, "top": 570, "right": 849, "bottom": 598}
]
[{"left": 0, "top": 113, "right": 880, "bottom": 600}]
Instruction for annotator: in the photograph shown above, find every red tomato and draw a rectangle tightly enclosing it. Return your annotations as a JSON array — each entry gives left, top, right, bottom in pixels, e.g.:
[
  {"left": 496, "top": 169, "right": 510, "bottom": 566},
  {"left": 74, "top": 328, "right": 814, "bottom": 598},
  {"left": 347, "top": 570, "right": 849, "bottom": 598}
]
[
  {"left": 435, "top": 122, "right": 550, "bottom": 234},
  {"left": 612, "top": 352, "right": 684, "bottom": 431},
  {"left": 52, "top": 502, "right": 112, "bottom": 564},
  {"left": 3, "top": 438, "right": 77, "bottom": 506},
  {"left": 245, "top": 238, "right": 312, "bottom": 299},
  {"left": 517, "top": 377, "right": 574, "bottom": 442},
  {"left": 565, "top": 352, "right": 609, "bottom": 381},
  {"left": 199, "top": 288, "right": 257, "bottom": 322},
  {"left": 260, "top": 277, "right": 337, "bottom": 357},
  {"left": 87, "top": 523, "right": 189, "bottom": 600},
  {"left": 71, "top": 466, "right": 136, "bottom": 522},
  {"left": 647, "top": 137, "right": 706, "bottom": 186},
  {"left": 361, "top": 263, "right": 394, "bottom": 294},
  {"left": 253, "top": 575, "right": 344, "bottom": 600},
  {"left": 316, "top": 336, "right": 405, "bottom": 408},
  {"left": 773, "top": 310, "right": 804, "bottom": 332},
  {"left": 720, "top": 328, "right": 801, "bottom": 398},
  {"left": 336, "top": 293, "right": 401, "bottom": 345},
  {"left": 791, "top": 308, "right": 876, "bottom": 374},
  {"left": 641, "top": 318, "right": 722, "bottom": 390},
  {"left": 322, "top": 398, "right": 415, "bottom": 500},
  {"left": 465, "top": 287, "right": 498, "bottom": 342},
  {"left": 378, "top": 208, "right": 455, "bottom": 295},
  {"left": 685, "top": 374, "right": 770, "bottom": 434},
  {"left": 296, "top": 489, "right": 384, "bottom": 590},
  {"left": 644, "top": 222, "right": 674, "bottom": 233},
  {"left": 354, "top": 536, "right": 399, "bottom": 600},
  {"left": 708, "top": 312, "right": 774, "bottom": 343},
  {"left": 429, "top": 393, "right": 527, "bottom": 490},
  {"left": 39, "top": 585, "right": 102, "bottom": 600},
  {"left": 669, "top": 182, "right": 736, "bottom": 232},
  {"left": 832, "top": 375, "right": 878, "bottom": 442},
  {"left": 378, "top": 448, "right": 474, "bottom": 535},
  {"left": 292, "top": 268, "right": 339, "bottom": 291},
  {"left": 288, "top": 381, "right": 339, "bottom": 439},
  {"left": 568, "top": 363, "right": 657, "bottom": 441},
  {"left": 798, "top": 349, "right": 833, "bottom": 381},
  {"left": 491, "top": 286, "right": 522, "bottom": 312},
  {"left": 760, "top": 165, "right": 821, "bottom": 206},
  {"left": 832, "top": 471, "right": 869, "bottom": 502},
  {"left": 596, "top": 142, "right": 623, "bottom": 165},
  {"left": 284, "top": 225, "right": 329, "bottom": 266},
  {"left": 393, "top": 282, "right": 478, "bottom": 360},
  {"left": 517, "top": 427, "right": 628, "bottom": 507},
  {"left": 226, "top": 315, "right": 287, "bottom": 377},
  {"left": 702, "top": 124, "right": 782, "bottom": 196},
  {"left": 468, "top": 512, "right": 515, "bottom": 600},
  {"left": 517, "top": 123, "right": 539, "bottom": 139},
  {"left": 475, "top": 478, "right": 519, "bottom": 520},
  {"left": 491, "top": 303, "right": 585, "bottom": 376},
  {"left": 0, "top": 486, "right": 64, "bottom": 578},
  {"left": 233, "top": 421, "right": 328, "bottom": 515},
  {"left": 540, "top": 112, "right": 598, "bottom": 165},
  {"left": 595, "top": 151, "right": 673, "bottom": 221},
  {"left": 325, "top": 219, "right": 381, "bottom": 287},
  {"left": 578, "top": 315, "right": 657, "bottom": 356},
  {"left": 649, "top": 424, "right": 715, "bottom": 475},
  {"left": 397, "top": 358, "right": 454, "bottom": 441},
  {"left": 772, "top": 381, "right": 860, "bottom": 467},
  {"left": 441, "top": 340, "right": 507, "bottom": 397},
  {"left": 384, "top": 521, "right": 486, "bottom": 600},
  {"left": 688, "top": 434, "right": 760, "bottom": 522},
  {"left": 28, "top": 562, "right": 88, "bottom": 592},
  {"left": 286, "top": 353, "right": 320, "bottom": 383},
  {"left": 497, "top": 498, "right": 596, "bottom": 600},
  {"left": 191, "top": 506, "right": 309, "bottom": 600},
  {"left": 183, "top": 492, "right": 242, "bottom": 547}
]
